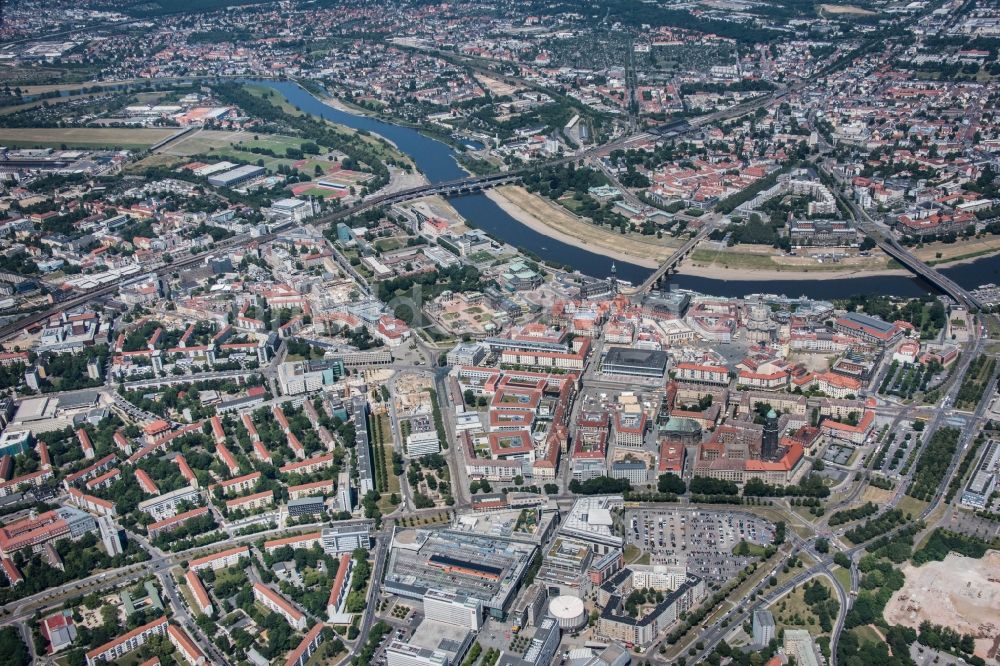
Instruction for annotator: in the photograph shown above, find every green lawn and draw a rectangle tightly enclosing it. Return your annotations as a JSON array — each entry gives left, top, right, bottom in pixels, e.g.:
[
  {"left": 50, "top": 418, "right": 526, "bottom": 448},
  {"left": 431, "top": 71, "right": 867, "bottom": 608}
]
[
  {"left": 768, "top": 576, "right": 837, "bottom": 638},
  {"left": 896, "top": 495, "right": 929, "bottom": 519},
  {"left": 850, "top": 624, "right": 884, "bottom": 647},
  {"left": 832, "top": 565, "right": 852, "bottom": 593}
]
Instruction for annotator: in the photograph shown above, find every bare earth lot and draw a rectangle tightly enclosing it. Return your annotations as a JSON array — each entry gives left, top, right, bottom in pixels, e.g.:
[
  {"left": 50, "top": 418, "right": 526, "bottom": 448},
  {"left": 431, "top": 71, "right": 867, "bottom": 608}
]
[
  {"left": 884, "top": 551, "right": 1000, "bottom": 659},
  {"left": 0, "top": 127, "right": 179, "bottom": 149}
]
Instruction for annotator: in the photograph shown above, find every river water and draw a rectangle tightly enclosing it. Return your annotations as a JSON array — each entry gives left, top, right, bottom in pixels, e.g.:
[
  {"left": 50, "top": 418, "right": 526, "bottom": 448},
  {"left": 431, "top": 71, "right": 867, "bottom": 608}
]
[{"left": 255, "top": 80, "right": 1000, "bottom": 299}]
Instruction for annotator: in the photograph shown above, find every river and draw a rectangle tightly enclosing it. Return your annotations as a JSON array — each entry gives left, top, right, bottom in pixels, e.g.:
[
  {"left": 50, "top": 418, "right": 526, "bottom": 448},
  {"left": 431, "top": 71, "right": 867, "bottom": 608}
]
[{"left": 255, "top": 80, "right": 1000, "bottom": 299}]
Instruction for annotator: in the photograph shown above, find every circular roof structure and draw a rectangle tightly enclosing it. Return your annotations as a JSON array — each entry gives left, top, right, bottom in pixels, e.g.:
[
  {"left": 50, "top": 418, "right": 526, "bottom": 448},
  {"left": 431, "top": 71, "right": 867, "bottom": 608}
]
[{"left": 548, "top": 594, "right": 585, "bottom": 620}]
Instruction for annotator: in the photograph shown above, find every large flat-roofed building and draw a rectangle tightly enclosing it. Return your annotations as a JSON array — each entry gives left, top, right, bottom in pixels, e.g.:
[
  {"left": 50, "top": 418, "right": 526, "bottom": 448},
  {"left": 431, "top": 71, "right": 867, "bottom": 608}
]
[
  {"left": 753, "top": 609, "right": 775, "bottom": 646},
  {"left": 385, "top": 527, "right": 536, "bottom": 619},
  {"left": 386, "top": 642, "right": 449, "bottom": 666},
  {"left": 600, "top": 347, "right": 668, "bottom": 378},
  {"left": 207, "top": 164, "right": 265, "bottom": 188},
  {"left": 447, "top": 342, "right": 488, "bottom": 367},
  {"left": 496, "top": 616, "right": 560, "bottom": 666},
  {"left": 276, "top": 359, "right": 344, "bottom": 395},
  {"left": 535, "top": 536, "right": 593, "bottom": 595},
  {"left": 784, "top": 629, "right": 821, "bottom": 666},
  {"left": 407, "top": 430, "right": 442, "bottom": 457},
  {"left": 962, "top": 439, "right": 1000, "bottom": 509},
  {"left": 352, "top": 397, "right": 375, "bottom": 495},
  {"left": 137, "top": 485, "right": 200, "bottom": 521},
  {"left": 321, "top": 522, "right": 372, "bottom": 554},
  {"left": 609, "top": 460, "right": 647, "bottom": 486},
  {"left": 287, "top": 496, "right": 326, "bottom": 518},
  {"left": 560, "top": 496, "right": 624, "bottom": 553}
]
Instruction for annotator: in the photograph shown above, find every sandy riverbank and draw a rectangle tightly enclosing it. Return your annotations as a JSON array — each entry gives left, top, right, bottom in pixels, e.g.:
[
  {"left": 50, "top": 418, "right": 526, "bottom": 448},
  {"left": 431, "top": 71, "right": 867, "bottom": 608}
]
[{"left": 485, "top": 186, "right": 677, "bottom": 269}]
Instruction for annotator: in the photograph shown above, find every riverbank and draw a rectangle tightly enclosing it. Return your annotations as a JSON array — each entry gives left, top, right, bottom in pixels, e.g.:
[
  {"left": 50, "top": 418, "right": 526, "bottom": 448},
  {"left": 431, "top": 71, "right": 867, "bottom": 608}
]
[
  {"left": 676, "top": 240, "right": 1000, "bottom": 281},
  {"left": 675, "top": 263, "right": 913, "bottom": 281},
  {"left": 915, "top": 236, "right": 1000, "bottom": 267},
  {"left": 485, "top": 186, "right": 679, "bottom": 269},
  {"left": 677, "top": 245, "right": 907, "bottom": 280}
]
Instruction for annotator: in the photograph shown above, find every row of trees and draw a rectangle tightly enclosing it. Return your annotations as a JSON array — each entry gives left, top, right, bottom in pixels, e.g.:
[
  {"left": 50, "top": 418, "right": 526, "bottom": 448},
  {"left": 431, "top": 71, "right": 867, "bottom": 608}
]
[{"left": 907, "top": 427, "right": 960, "bottom": 500}]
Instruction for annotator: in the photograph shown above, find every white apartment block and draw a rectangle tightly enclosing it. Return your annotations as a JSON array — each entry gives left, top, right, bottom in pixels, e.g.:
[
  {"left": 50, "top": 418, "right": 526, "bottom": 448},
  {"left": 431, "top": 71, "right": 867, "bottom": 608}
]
[
  {"left": 85, "top": 616, "right": 168, "bottom": 666},
  {"left": 137, "top": 485, "right": 201, "bottom": 521},
  {"left": 423, "top": 589, "right": 482, "bottom": 630},
  {"left": 406, "top": 431, "right": 441, "bottom": 457},
  {"left": 189, "top": 545, "right": 250, "bottom": 572}
]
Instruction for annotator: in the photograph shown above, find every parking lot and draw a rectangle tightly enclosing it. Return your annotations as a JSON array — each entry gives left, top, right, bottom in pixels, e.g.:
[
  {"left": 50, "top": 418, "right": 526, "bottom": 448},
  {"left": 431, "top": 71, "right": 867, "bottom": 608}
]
[
  {"left": 369, "top": 606, "right": 421, "bottom": 666},
  {"left": 877, "top": 423, "right": 920, "bottom": 478},
  {"left": 625, "top": 508, "right": 775, "bottom": 582},
  {"left": 945, "top": 508, "right": 1000, "bottom": 541},
  {"left": 404, "top": 414, "right": 433, "bottom": 434}
]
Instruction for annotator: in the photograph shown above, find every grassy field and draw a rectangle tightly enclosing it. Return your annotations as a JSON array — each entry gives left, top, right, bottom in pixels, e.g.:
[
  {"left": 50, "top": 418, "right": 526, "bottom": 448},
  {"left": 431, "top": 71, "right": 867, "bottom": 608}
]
[
  {"left": 731, "top": 541, "right": 769, "bottom": 557},
  {"left": 162, "top": 129, "right": 307, "bottom": 171},
  {"left": 916, "top": 236, "right": 1000, "bottom": 266},
  {"left": 832, "top": 565, "right": 852, "bottom": 592},
  {"left": 689, "top": 247, "right": 896, "bottom": 274},
  {"left": 245, "top": 83, "right": 307, "bottom": 117},
  {"left": 860, "top": 486, "right": 894, "bottom": 504},
  {"left": 768, "top": 575, "right": 837, "bottom": 637},
  {"left": 0, "top": 127, "right": 179, "bottom": 149},
  {"left": 305, "top": 637, "right": 347, "bottom": 665},
  {"left": 245, "top": 83, "right": 413, "bottom": 167},
  {"left": 125, "top": 153, "right": 184, "bottom": 173},
  {"left": 896, "top": 495, "right": 929, "bottom": 518},
  {"left": 0, "top": 92, "right": 94, "bottom": 117},
  {"left": 819, "top": 3, "right": 877, "bottom": 15},
  {"left": 850, "top": 624, "right": 885, "bottom": 646},
  {"left": 375, "top": 413, "right": 400, "bottom": 512}
]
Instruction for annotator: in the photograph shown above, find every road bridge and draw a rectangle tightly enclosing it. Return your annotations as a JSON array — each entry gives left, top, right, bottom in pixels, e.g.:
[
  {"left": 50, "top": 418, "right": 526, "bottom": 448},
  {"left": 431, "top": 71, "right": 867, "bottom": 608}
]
[
  {"left": 823, "top": 164, "right": 985, "bottom": 311},
  {"left": 630, "top": 213, "right": 726, "bottom": 294},
  {"left": 876, "top": 239, "right": 983, "bottom": 310},
  {"left": 631, "top": 225, "right": 713, "bottom": 294}
]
